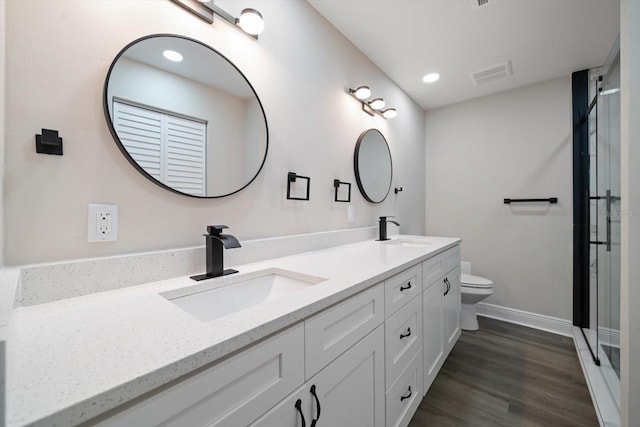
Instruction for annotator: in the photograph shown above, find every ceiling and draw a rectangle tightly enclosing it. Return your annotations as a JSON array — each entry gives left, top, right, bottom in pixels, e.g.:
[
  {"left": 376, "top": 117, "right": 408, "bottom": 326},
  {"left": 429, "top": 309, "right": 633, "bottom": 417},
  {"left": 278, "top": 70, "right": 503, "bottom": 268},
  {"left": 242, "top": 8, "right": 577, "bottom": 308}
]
[
  {"left": 124, "top": 36, "right": 254, "bottom": 99},
  {"left": 307, "top": 0, "right": 620, "bottom": 110}
]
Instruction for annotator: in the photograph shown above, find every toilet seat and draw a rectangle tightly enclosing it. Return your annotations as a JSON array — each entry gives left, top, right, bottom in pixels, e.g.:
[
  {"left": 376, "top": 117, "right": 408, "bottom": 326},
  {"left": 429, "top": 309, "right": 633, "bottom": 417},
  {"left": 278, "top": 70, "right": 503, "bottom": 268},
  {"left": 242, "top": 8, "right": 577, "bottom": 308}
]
[{"left": 461, "top": 273, "right": 493, "bottom": 289}]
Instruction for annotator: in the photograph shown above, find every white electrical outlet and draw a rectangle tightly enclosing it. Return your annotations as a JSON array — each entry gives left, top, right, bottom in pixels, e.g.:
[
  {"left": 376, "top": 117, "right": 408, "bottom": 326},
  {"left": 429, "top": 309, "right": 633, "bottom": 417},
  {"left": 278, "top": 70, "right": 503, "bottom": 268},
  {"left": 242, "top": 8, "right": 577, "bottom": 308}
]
[
  {"left": 88, "top": 204, "right": 118, "bottom": 242},
  {"left": 347, "top": 205, "right": 355, "bottom": 223}
]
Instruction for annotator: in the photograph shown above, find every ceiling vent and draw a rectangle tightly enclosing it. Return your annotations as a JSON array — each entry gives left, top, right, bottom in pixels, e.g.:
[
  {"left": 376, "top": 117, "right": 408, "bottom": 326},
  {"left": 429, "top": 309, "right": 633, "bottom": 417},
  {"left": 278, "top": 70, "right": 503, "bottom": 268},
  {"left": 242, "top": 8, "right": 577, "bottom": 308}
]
[
  {"left": 470, "top": 61, "right": 513, "bottom": 85},
  {"left": 471, "top": 0, "right": 493, "bottom": 11}
]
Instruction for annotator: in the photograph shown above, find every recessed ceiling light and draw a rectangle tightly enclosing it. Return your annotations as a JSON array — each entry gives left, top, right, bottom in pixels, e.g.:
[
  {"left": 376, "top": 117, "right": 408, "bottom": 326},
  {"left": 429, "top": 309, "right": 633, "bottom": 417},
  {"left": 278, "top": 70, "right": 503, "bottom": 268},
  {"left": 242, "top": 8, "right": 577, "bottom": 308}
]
[
  {"left": 422, "top": 73, "right": 440, "bottom": 83},
  {"left": 163, "top": 50, "right": 183, "bottom": 62}
]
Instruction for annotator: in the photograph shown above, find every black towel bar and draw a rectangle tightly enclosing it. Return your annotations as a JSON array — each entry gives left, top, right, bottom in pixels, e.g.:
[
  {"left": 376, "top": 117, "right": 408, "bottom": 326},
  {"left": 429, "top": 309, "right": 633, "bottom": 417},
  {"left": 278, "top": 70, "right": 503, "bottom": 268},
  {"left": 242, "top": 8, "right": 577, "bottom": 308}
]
[{"left": 504, "top": 197, "right": 558, "bottom": 204}]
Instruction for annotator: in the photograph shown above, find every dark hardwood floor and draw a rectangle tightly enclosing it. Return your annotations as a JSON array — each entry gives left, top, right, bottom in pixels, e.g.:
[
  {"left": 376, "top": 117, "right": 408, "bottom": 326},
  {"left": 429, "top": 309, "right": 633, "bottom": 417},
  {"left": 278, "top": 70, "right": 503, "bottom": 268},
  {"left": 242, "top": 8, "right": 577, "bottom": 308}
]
[{"left": 409, "top": 317, "right": 599, "bottom": 427}]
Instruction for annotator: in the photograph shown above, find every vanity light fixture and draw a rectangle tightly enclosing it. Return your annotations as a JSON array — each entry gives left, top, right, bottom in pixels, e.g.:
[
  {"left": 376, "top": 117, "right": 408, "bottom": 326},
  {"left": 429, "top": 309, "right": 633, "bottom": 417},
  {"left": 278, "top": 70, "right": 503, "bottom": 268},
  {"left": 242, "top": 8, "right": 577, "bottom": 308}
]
[
  {"left": 170, "top": 0, "right": 264, "bottom": 39},
  {"left": 347, "top": 86, "right": 397, "bottom": 119},
  {"left": 382, "top": 108, "right": 397, "bottom": 119},
  {"left": 349, "top": 86, "right": 371, "bottom": 100},
  {"left": 163, "top": 50, "right": 183, "bottom": 62},
  {"left": 237, "top": 8, "right": 264, "bottom": 36},
  {"left": 368, "top": 98, "right": 385, "bottom": 110}
]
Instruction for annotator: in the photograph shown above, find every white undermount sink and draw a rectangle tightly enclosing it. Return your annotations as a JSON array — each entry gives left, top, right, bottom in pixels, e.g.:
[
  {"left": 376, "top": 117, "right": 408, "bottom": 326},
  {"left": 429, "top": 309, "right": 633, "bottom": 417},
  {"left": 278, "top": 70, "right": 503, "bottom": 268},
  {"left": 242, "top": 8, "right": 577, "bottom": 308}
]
[
  {"left": 383, "top": 238, "right": 434, "bottom": 248},
  {"left": 162, "top": 268, "right": 327, "bottom": 322}
]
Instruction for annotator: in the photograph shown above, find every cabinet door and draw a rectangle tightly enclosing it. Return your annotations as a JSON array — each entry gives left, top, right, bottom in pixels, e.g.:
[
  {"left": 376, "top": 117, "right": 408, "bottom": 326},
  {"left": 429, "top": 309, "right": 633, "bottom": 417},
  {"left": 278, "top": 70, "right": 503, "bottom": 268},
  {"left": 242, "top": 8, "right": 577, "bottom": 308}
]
[
  {"left": 422, "top": 245, "right": 459, "bottom": 289},
  {"left": 443, "top": 267, "right": 461, "bottom": 353},
  {"left": 96, "top": 324, "right": 304, "bottom": 427},
  {"left": 308, "top": 325, "right": 385, "bottom": 427},
  {"left": 423, "top": 278, "right": 444, "bottom": 395},
  {"left": 305, "top": 283, "right": 384, "bottom": 379}
]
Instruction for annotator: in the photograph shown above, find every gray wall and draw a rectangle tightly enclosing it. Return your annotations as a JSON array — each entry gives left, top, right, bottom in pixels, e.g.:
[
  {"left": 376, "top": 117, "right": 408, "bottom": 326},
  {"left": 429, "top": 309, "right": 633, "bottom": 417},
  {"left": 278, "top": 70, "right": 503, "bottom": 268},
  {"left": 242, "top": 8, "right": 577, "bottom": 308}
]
[
  {"left": 424, "top": 77, "right": 573, "bottom": 320},
  {"left": 3, "top": 0, "right": 426, "bottom": 265},
  {"left": 620, "top": 1, "right": 640, "bottom": 425}
]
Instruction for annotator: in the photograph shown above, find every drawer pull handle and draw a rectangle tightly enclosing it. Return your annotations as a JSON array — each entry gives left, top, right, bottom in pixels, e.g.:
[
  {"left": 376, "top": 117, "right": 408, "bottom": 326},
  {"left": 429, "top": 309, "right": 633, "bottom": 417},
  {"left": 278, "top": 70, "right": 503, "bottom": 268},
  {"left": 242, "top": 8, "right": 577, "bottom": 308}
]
[
  {"left": 400, "top": 327, "right": 412, "bottom": 339},
  {"left": 310, "top": 385, "right": 321, "bottom": 427},
  {"left": 400, "top": 386, "right": 412, "bottom": 402},
  {"left": 295, "top": 399, "right": 306, "bottom": 427},
  {"left": 443, "top": 277, "right": 450, "bottom": 296},
  {"left": 400, "top": 281, "right": 412, "bottom": 292}
]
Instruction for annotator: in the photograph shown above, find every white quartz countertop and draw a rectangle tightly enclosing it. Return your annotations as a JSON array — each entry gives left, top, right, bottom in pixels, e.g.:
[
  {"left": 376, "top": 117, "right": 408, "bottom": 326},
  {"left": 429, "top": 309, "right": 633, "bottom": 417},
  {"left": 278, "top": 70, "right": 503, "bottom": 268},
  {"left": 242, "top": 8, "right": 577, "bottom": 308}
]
[{"left": 7, "top": 235, "right": 460, "bottom": 426}]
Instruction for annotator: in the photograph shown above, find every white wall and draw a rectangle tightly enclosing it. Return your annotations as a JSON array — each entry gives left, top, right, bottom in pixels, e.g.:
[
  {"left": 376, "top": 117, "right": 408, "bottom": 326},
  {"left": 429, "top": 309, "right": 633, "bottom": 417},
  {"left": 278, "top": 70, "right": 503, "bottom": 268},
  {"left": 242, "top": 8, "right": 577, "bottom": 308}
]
[
  {"left": 0, "top": 2, "right": 5, "bottom": 423},
  {"left": 3, "top": 0, "right": 426, "bottom": 265},
  {"left": 0, "top": 0, "right": 5, "bottom": 267},
  {"left": 425, "top": 77, "right": 573, "bottom": 320},
  {"left": 620, "top": 1, "right": 640, "bottom": 425}
]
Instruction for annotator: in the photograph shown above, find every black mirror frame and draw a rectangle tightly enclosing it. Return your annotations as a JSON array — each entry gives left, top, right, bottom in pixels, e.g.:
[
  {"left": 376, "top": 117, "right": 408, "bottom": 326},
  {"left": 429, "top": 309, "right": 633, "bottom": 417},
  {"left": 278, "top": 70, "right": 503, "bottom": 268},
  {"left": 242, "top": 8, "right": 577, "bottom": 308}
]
[
  {"left": 353, "top": 128, "right": 393, "bottom": 203},
  {"left": 102, "top": 33, "right": 269, "bottom": 199}
]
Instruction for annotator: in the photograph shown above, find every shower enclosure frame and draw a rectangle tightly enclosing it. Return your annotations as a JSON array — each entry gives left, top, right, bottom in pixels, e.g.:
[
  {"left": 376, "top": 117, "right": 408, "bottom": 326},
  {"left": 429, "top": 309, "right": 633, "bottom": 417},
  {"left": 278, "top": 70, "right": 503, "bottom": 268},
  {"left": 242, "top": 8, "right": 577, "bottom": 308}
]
[{"left": 571, "top": 41, "right": 621, "bottom": 424}]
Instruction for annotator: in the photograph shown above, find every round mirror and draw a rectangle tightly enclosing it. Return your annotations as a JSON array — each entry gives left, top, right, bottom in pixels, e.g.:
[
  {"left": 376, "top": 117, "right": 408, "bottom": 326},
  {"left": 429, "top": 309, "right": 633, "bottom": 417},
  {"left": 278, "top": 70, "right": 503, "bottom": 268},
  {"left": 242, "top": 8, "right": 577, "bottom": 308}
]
[
  {"left": 354, "top": 129, "right": 393, "bottom": 203},
  {"left": 103, "top": 34, "right": 268, "bottom": 198}
]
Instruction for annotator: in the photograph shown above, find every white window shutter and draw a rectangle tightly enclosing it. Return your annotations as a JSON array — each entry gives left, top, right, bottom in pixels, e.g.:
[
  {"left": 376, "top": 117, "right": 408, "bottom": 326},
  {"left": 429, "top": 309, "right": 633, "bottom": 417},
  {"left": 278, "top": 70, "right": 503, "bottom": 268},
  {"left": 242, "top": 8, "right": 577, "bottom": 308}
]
[
  {"left": 164, "top": 115, "right": 207, "bottom": 197},
  {"left": 112, "top": 101, "right": 207, "bottom": 196}
]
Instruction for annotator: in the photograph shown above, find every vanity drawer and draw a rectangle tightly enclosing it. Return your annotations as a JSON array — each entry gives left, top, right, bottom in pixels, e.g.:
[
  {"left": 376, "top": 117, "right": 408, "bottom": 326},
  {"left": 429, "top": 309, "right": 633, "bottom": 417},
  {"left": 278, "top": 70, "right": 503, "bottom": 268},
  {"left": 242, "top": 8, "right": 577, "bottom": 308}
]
[
  {"left": 423, "top": 245, "right": 460, "bottom": 289},
  {"left": 96, "top": 324, "right": 304, "bottom": 427},
  {"left": 384, "top": 263, "right": 422, "bottom": 318},
  {"left": 305, "top": 283, "right": 384, "bottom": 379},
  {"left": 385, "top": 294, "right": 422, "bottom": 387},
  {"left": 386, "top": 348, "right": 423, "bottom": 427}
]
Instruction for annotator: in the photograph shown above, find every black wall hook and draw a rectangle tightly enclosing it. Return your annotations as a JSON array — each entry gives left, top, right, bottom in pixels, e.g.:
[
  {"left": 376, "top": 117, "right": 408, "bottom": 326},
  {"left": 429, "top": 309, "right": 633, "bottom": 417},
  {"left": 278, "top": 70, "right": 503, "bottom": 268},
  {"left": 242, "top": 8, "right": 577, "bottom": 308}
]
[
  {"left": 394, "top": 187, "right": 403, "bottom": 194},
  {"left": 35, "top": 129, "right": 63, "bottom": 155}
]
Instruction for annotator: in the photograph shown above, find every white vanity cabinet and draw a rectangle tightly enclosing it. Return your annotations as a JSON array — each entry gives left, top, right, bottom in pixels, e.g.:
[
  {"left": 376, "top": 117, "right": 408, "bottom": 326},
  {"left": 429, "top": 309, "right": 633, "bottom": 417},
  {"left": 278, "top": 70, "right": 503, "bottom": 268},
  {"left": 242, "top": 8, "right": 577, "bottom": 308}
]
[
  {"left": 94, "top": 243, "right": 462, "bottom": 427},
  {"left": 422, "top": 246, "right": 461, "bottom": 395}
]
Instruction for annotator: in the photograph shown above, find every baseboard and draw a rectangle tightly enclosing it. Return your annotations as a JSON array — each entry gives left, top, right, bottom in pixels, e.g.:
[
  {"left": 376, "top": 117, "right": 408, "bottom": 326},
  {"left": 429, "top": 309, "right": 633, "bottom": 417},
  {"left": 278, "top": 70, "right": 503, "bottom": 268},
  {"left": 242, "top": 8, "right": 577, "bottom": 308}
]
[{"left": 476, "top": 302, "right": 573, "bottom": 337}]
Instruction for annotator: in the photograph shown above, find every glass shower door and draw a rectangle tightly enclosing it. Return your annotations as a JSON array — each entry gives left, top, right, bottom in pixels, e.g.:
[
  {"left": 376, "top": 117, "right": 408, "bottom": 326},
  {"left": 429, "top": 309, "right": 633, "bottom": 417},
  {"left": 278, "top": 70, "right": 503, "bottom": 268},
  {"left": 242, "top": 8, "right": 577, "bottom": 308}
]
[{"left": 588, "top": 52, "right": 621, "bottom": 405}]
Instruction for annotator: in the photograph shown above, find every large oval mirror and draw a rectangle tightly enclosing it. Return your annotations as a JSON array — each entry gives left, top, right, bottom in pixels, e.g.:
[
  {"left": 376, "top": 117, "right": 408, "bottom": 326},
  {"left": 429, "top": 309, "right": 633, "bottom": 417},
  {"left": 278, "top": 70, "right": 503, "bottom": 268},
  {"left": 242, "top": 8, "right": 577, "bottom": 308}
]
[
  {"left": 354, "top": 129, "right": 392, "bottom": 203},
  {"left": 104, "top": 34, "right": 268, "bottom": 198}
]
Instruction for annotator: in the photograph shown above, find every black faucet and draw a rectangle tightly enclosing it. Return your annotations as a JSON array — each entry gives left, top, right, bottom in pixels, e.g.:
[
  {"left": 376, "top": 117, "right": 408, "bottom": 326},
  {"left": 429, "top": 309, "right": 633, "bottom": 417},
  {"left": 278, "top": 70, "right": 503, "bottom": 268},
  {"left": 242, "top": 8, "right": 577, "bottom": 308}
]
[
  {"left": 190, "top": 225, "right": 241, "bottom": 281},
  {"left": 378, "top": 216, "right": 400, "bottom": 241}
]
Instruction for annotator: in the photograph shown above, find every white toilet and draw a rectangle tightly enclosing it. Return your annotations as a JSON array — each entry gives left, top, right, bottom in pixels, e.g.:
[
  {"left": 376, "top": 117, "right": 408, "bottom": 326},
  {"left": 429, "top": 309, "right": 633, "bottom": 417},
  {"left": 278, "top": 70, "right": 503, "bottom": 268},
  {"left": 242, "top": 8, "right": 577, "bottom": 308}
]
[{"left": 460, "top": 263, "right": 493, "bottom": 331}]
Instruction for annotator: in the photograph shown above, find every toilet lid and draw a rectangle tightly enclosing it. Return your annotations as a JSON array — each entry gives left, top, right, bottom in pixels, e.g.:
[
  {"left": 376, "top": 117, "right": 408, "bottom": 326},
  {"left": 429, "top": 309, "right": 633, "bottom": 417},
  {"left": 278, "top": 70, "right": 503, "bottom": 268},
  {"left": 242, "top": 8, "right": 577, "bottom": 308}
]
[{"left": 461, "top": 273, "right": 493, "bottom": 288}]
